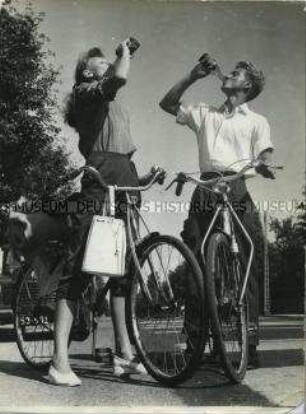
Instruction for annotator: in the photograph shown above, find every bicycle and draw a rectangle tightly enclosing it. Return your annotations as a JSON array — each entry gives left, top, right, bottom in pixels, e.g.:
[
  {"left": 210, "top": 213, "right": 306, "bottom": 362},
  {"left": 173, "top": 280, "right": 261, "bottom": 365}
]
[
  {"left": 13, "top": 165, "right": 206, "bottom": 385},
  {"left": 166, "top": 159, "right": 282, "bottom": 383}
]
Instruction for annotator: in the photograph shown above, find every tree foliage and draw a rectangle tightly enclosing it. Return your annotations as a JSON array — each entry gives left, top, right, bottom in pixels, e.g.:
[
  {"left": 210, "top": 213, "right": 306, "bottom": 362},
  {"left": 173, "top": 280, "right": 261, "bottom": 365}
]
[
  {"left": 0, "top": 0, "right": 75, "bottom": 203},
  {"left": 269, "top": 216, "right": 304, "bottom": 313},
  {"left": 295, "top": 187, "right": 306, "bottom": 245}
]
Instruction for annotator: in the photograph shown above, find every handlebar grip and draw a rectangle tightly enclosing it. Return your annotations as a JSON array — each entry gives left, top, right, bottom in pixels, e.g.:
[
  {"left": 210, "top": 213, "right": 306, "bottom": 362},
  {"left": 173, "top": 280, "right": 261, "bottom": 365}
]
[
  {"left": 175, "top": 181, "right": 184, "bottom": 196},
  {"left": 157, "top": 174, "right": 166, "bottom": 185}
]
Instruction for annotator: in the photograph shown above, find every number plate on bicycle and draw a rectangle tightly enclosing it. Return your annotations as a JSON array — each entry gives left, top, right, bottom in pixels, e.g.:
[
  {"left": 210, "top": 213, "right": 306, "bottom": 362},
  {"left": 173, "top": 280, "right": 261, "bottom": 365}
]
[{"left": 82, "top": 215, "right": 126, "bottom": 277}]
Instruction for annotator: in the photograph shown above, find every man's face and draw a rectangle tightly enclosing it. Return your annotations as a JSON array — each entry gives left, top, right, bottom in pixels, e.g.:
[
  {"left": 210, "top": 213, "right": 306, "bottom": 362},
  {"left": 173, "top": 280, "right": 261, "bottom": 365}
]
[
  {"left": 86, "top": 56, "right": 113, "bottom": 80},
  {"left": 221, "top": 67, "right": 251, "bottom": 95}
]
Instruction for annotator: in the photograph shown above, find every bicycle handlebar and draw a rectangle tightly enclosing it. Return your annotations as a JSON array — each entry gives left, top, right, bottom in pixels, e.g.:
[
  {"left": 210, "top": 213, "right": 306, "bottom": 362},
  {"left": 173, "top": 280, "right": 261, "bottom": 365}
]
[
  {"left": 166, "top": 160, "right": 283, "bottom": 196},
  {"left": 81, "top": 165, "right": 166, "bottom": 192}
]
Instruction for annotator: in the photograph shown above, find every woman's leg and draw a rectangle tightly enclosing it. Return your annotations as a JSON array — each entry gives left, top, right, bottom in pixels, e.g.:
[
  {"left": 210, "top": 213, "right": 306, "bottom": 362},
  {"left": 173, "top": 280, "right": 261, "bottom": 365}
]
[
  {"left": 51, "top": 245, "right": 87, "bottom": 376},
  {"left": 52, "top": 298, "right": 74, "bottom": 373},
  {"left": 110, "top": 290, "right": 133, "bottom": 361}
]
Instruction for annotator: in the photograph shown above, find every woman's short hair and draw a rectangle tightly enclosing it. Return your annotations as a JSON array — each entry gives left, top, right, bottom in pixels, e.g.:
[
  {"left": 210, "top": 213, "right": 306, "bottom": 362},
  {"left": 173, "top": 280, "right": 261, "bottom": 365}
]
[
  {"left": 74, "top": 47, "right": 105, "bottom": 85},
  {"left": 235, "top": 61, "right": 265, "bottom": 101}
]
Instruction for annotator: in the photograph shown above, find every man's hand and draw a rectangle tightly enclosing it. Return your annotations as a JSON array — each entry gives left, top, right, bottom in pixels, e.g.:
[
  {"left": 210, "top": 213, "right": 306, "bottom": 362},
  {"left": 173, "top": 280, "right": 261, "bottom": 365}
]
[
  {"left": 255, "top": 149, "right": 275, "bottom": 179},
  {"left": 159, "top": 53, "right": 219, "bottom": 116},
  {"left": 190, "top": 54, "right": 218, "bottom": 80},
  {"left": 255, "top": 163, "right": 275, "bottom": 179}
]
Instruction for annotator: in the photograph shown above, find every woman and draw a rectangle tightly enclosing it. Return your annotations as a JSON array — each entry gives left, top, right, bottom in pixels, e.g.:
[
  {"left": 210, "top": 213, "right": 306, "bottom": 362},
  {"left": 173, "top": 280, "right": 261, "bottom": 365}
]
[{"left": 48, "top": 39, "right": 150, "bottom": 386}]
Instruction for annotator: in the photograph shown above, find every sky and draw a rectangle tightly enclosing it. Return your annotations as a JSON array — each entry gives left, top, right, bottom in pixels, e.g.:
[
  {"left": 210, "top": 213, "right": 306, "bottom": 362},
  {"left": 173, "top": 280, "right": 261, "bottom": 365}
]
[{"left": 21, "top": 0, "right": 306, "bottom": 237}]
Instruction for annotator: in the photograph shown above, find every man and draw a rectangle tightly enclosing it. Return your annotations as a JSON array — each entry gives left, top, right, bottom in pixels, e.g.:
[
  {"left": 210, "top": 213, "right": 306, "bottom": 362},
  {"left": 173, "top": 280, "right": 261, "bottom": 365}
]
[{"left": 159, "top": 54, "right": 274, "bottom": 368}]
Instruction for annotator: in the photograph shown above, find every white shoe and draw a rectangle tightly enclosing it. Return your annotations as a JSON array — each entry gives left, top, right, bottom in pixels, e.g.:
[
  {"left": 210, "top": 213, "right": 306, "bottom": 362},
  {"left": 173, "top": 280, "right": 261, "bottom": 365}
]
[
  {"left": 46, "top": 365, "right": 82, "bottom": 387},
  {"left": 113, "top": 355, "right": 147, "bottom": 377}
]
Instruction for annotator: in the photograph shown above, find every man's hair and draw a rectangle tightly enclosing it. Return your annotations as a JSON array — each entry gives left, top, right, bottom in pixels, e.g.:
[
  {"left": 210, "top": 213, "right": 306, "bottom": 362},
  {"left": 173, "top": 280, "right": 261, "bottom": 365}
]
[
  {"left": 235, "top": 61, "right": 265, "bottom": 101},
  {"left": 74, "top": 47, "right": 105, "bottom": 85}
]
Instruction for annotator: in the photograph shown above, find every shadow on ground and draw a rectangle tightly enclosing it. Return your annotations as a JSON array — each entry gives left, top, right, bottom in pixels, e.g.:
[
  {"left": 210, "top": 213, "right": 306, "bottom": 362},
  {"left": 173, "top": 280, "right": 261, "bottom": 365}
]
[
  {"left": 0, "top": 360, "right": 45, "bottom": 382},
  {"left": 0, "top": 321, "right": 302, "bottom": 407},
  {"left": 0, "top": 352, "right": 296, "bottom": 407},
  {"left": 70, "top": 355, "right": 277, "bottom": 407},
  {"left": 0, "top": 327, "right": 16, "bottom": 343},
  {"left": 259, "top": 348, "right": 303, "bottom": 368}
]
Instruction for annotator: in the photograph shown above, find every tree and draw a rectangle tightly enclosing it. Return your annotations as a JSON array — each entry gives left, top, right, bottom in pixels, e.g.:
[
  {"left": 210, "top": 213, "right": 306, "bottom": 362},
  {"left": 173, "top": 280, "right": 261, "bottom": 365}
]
[
  {"left": 269, "top": 217, "right": 304, "bottom": 313},
  {"left": 295, "top": 187, "right": 306, "bottom": 245},
  {"left": 0, "top": 0, "right": 75, "bottom": 203}
]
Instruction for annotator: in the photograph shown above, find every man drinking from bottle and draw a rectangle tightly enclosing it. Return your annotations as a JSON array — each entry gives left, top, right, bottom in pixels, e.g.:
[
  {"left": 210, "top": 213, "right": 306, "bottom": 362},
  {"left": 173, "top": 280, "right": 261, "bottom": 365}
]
[{"left": 159, "top": 54, "right": 275, "bottom": 368}]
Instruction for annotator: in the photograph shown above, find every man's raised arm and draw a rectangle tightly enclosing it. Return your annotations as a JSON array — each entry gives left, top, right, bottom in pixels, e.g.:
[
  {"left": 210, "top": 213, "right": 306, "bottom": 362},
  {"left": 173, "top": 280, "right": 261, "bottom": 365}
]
[
  {"left": 159, "top": 74, "right": 196, "bottom": 116},
  {"left": 159, "top": 54, "right": 219, "bottom": 116}
]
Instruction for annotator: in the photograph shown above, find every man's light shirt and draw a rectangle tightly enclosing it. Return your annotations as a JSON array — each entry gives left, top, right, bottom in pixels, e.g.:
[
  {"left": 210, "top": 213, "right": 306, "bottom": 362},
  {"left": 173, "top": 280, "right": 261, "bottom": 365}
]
[{"left": 176, "top": 102, "right": 273, "bottom": 174}]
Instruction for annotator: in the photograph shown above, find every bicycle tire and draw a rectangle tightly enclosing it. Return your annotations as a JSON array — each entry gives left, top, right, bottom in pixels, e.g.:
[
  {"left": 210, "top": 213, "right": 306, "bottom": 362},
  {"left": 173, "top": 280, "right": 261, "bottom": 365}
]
[
  {"left": 13, "top": 265, "right": 56, "bottom": 371},
  {"left": 205, "top": 232, "right": 248, "bottom": 383},
  {"left": 14, "top": 265, "right": 93, "bottom": 371},
  {"left": 127, "top": 234, "right": 207, "bottom": 386}
]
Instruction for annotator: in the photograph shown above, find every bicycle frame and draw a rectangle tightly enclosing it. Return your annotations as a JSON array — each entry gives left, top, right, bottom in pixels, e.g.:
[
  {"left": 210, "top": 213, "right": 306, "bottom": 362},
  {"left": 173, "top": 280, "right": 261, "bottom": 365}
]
[
  {"left": 167, "top": 160, "right": 278, "bottom": 307},
  {"left": 199, "top": 193, "right": 254, "bottom": 306},
  {"left": 103, "top": 179, "right": 174, "bottom": 305}
]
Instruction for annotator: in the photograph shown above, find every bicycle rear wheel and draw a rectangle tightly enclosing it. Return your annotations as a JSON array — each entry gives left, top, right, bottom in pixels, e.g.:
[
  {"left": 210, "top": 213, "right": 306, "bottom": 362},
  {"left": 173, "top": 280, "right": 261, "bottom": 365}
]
[
  {"left": 127, "top": 235, "right": 206, "bottom": 385},
  {"left": 206, "top": 232, "right": 248, "bottom": 383},
  {"left": 14, "top": 266, "right": 56, "bottom": 371}
]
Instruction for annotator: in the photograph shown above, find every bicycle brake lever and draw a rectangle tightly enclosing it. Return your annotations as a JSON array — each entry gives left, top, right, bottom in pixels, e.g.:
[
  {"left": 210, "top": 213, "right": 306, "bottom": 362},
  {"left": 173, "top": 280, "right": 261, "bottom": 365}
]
[
  {"left": 165, "top": 173, "right": 187, "bottom": 195},
  {"left": 165, "top": 178, "right": 177, "bottom": 191},
  {"left": 175, "top": 180, "right": 184, "bottom": 196}
]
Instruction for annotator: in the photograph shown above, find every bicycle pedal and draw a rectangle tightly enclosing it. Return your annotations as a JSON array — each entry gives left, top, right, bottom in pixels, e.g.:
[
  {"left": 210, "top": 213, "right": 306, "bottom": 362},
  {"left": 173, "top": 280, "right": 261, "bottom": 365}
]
[
  {"left": 33, "top": 304, "right": 55, "bottom": 319},
  {"left": 93, "top": 347, "right": 113, "bottom": 364},
  {"left": 70, "top": 323, "right": 90, "bottom": 342}
]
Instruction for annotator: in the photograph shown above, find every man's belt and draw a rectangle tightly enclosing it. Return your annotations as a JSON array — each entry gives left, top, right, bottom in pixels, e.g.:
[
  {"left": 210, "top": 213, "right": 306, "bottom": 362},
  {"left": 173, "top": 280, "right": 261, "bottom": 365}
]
[{"left": 200, "top": 171, "right": 237, "bottom": 180}]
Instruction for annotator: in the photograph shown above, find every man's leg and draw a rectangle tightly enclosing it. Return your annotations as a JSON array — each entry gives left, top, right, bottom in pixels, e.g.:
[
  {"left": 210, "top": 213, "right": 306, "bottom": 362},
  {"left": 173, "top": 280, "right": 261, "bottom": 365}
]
[
  {"left": 181, "top": 186, "right": 214, "bottom": 355},
  {"left": 237, "top": 193, "right": 262, "bottom": 368},
  {"left": 226, "top": 178, "right": 261, "bottom": 368}
]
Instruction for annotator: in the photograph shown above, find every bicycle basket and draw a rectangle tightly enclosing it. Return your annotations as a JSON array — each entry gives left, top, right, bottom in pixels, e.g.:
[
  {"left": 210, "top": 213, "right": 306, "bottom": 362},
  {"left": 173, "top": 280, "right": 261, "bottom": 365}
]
[{"left": 82, "top": 215, "right": 126, "bottom": 277}]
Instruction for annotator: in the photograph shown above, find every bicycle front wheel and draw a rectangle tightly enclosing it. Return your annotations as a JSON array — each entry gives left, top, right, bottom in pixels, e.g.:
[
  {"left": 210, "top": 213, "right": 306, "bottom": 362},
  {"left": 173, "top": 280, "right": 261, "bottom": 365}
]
[
  {"left": 206, "top": 232, "right": 248, "bottom": 383},
  {"left": 127, "top": 235, "right": 206, "bottom": 385},
  {"left": 14, "top": 266, "right": 56, "bottom": 371}
]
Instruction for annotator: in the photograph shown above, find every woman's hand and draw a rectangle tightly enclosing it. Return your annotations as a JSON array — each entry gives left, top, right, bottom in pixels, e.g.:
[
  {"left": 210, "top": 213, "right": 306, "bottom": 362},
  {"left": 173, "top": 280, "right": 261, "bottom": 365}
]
[
  {"left": 115, "top": 39, "right": 131, "bottom": 59},
  {"left": 114, "top": 39, "right": 131, "bottom": 80},
  {"left": 138, "top": 166, "right": 166, "bottom": 187}
]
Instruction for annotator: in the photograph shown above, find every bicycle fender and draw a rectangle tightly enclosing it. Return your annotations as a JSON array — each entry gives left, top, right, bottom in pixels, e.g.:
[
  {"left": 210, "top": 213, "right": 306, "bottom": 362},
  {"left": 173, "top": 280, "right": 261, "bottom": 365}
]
[
  {"left": 203, "top": 228, "right": 230, "bottom": 259},
  {"left": 135, "top": 232, "right": 160, "bottom": 252},
  {"left": 126, "top": 232, "right": 160, "bottom": 273},
  {"left": 214, "top": 227, "right": 231, "bottom": 240}
]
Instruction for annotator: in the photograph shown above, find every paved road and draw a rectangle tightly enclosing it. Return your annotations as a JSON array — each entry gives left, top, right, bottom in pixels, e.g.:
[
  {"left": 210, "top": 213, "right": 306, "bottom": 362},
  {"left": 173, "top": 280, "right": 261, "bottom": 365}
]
[{"left": 0, "top": 315, "right": 303, "bottom": 412}]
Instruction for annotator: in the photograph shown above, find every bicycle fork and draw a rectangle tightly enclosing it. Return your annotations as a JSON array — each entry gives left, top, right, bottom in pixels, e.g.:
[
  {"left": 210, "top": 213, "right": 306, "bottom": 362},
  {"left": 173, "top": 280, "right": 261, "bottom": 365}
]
[
  {"left": 126, "top": 196, "right": 153, "bottom": 303},
  {"left": 126, "top": 196, "right": 174, "bottom": 305},
  {"left": 200, "top": 202, "right": 254, "bottom": 306}
]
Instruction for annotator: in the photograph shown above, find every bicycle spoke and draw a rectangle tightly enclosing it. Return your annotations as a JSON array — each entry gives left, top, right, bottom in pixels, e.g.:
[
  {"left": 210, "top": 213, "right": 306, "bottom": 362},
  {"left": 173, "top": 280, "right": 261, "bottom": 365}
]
[
  {"left": 130, "top": 237, "right": 205, "bottom": 383},
  {"left": 209, "top": 235, "right": 247, "bottom": 379},
  {"left": 15, "top": 267, "right": 56, "bottom": 369}
]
